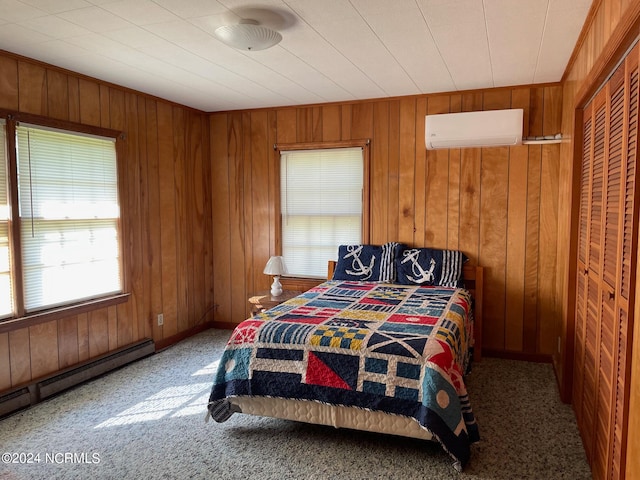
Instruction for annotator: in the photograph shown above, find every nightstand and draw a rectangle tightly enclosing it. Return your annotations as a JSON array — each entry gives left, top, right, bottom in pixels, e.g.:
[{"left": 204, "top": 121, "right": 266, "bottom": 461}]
[{"left": 248, "top": 290, "right": 301, "bottom": 317}]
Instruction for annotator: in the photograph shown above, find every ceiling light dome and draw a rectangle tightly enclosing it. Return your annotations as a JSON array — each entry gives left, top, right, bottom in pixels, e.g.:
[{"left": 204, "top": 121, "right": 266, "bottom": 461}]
[{"left": 214, "top": 19, "right": 282, "bottom": 51}]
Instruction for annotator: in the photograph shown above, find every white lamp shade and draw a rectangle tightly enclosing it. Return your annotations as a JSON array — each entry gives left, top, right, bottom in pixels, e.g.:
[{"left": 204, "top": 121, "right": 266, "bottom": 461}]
[
  {"left": 263, "top": 256, "right": 287, "bottom": 275},
  {"left": 214, "top": 20, "right": 282, "bottom": 51}
]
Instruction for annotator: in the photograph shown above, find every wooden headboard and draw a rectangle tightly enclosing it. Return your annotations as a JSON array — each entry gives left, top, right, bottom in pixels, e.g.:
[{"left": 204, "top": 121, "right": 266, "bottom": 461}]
[
  {"left": 327, "top": 260, "right": 483, "bottom": 361},
  {"left": 462, "top": 264, "right": 483, "bottom": 362}
]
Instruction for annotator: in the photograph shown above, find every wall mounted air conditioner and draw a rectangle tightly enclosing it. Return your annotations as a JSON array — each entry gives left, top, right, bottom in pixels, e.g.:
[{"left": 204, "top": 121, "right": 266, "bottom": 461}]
[{"left": 425, "top": 108, "right": 523, "bottom": 150}]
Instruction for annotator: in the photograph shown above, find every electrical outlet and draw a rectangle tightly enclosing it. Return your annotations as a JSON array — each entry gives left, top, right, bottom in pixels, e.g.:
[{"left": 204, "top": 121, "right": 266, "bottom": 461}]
[{"left": 157, "top": 313, "right": 164, "bottom": 326}]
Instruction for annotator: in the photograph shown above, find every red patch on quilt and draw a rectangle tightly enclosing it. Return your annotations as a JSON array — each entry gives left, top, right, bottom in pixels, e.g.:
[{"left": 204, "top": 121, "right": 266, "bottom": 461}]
[
  {"left": 429, "top": 339, "right": 463, "bottom": 389},
  {"left": 305, "top": 352, "right": 351, "bottom": 390},
  {"left": 278, "top": 310, "right": 331, "bottom": 324},
  {"left": 229, "top": 320, "right": 263, "bottom": 345},
  {"left": 385, "top": 313, "right": 439, "bottom": 325}
]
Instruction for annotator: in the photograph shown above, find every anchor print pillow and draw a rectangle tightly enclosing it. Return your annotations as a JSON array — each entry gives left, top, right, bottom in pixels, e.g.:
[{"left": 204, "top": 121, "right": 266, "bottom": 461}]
[
  {"left": 395, "top": 247, "right": 466, "bottom": 287},
  {"left": 332, "top": 243, "right": 404, "bottom": 282}
]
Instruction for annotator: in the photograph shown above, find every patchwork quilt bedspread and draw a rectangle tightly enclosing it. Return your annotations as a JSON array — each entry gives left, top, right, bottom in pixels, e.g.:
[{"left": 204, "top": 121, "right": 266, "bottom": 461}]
[{"left": 207, "top": 280, "right": 480, "bottom": 469}]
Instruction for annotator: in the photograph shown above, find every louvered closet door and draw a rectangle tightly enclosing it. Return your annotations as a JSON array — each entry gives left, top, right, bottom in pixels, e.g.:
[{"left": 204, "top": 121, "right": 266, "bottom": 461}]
[
  {"left": 593, "top": 64, "right": 624, "bottom": 480},
  {"left": 574, "top": 102, "right": 593, "bottom": 430},
  {"left": 574, "top": 43, "right": 640, "bottom": 480},
  {"left": 575, "top": 88, "right": 606, "bottom": 466},
  {"left": 611, "top": 47, "right": 639, "bottom": 480}
]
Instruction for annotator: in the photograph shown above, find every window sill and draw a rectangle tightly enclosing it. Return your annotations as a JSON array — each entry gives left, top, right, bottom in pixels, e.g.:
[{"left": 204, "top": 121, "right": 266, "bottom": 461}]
[{"left": 0, "top": 293, "right": 131, "bottom": 334}]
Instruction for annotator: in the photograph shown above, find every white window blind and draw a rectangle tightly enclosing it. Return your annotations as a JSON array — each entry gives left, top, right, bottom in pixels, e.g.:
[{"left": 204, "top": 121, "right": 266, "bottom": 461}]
[
  {"left": 16, "top": 124, "right": 122, "bottom": 312},
  {"left": 0, "top": 120, "right": 12, "bottom": 318},
  {"left": 280, "top": 147, "right": 363, "bottom": 277}
]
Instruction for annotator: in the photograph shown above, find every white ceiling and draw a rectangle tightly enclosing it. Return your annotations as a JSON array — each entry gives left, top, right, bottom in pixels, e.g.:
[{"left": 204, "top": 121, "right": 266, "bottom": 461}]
[{"left": 0, "top": 0, "right": 592, "bottom": 113}]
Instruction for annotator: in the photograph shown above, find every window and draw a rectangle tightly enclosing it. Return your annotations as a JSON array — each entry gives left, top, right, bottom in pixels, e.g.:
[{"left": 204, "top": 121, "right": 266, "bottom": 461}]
[
  {"left": 0, "top": 120, "right": 11, "bottom": 318},
  {"left": 279, "top": 145, "right": 367, "bottom": 278},
  {"left": 1, "top": 118, "right": 122, "bottom": 319}
]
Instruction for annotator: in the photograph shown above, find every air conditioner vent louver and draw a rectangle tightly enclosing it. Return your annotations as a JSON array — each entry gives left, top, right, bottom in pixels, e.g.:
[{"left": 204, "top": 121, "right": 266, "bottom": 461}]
[{"left": 425, "top": 109, "right": 523, "bottom": 150}]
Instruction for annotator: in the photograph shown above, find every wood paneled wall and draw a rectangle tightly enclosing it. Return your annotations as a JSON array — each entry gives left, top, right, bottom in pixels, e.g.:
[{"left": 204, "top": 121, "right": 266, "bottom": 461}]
[
  {"left": 0, "top": 51, "right": 214, "bottom": 393},
  {"left": 557, "top": 0, "right": 640, "bottom": 478},
  {"left": 210, "top": 85, "right": 563, "bottom": 357}
]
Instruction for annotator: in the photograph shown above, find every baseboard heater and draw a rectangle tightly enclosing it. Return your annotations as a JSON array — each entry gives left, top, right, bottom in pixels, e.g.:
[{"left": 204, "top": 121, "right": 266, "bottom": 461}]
[
  {"left": 0, "top": 387, "right": 31, "bottom": 418},
  {"left": 0, "top": 338, "right": 155, "bottom": 418}
]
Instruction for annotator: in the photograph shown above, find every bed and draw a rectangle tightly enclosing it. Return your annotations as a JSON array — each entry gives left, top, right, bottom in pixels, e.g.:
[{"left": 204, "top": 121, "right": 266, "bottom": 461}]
[{"left": 207, "top": 245, "right": 483, "bottom": 471}]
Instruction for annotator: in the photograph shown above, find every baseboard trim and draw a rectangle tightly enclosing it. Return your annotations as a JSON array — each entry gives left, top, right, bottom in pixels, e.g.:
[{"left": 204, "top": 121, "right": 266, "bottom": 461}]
[
  {"left": 154, "top": 321, "right": 215, "bottom": 351},
  {"left": 483, "top": 349, "right": 552, "bottom": 363}
]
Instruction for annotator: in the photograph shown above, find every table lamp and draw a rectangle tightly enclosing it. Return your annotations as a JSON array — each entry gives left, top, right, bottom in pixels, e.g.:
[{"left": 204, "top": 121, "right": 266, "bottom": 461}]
[{"left": 263, "top": 256, "right": 287, "bottom": 296}]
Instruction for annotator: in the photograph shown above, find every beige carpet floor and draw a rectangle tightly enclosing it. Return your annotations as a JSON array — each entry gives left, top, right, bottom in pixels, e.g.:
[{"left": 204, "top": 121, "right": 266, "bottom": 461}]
[{"left": 0, "top": 328, "right": 591, "bottom": 480}]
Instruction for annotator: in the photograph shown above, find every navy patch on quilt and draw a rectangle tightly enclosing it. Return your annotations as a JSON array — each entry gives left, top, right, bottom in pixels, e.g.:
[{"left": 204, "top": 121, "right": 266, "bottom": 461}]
[{"left": 305, "top": 351, "right": 360, "bottom": 390}]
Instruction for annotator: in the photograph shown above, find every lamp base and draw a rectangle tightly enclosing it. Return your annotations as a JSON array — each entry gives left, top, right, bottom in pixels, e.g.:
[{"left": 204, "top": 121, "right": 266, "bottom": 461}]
[{"left": 270, "top": 276, "right": 283, "bottom": 297}]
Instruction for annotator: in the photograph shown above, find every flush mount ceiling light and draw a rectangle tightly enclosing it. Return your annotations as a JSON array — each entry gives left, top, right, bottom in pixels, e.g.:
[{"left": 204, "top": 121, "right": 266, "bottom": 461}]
[{"left": 213, "top": 19, "right": 282, "bottom": 51}]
